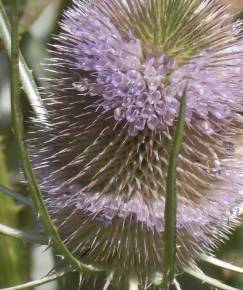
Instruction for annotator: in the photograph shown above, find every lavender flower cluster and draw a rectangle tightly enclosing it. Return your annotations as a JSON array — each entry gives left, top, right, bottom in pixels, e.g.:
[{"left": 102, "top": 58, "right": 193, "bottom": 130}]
[
  {"left": 48, "top": 186, "right": 239, "bottom": 234},
  {"left": 29, "top": 0, "right": 243, "bottom": 287},
  {"left": 69, "top": 6, "right": 240, "bottom": 135}
]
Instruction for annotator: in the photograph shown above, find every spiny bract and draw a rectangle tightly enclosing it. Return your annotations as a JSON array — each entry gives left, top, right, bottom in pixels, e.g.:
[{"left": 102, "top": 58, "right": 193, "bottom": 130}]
[{"left": 29, "top": 0, "right": 243, "bottom": 288}]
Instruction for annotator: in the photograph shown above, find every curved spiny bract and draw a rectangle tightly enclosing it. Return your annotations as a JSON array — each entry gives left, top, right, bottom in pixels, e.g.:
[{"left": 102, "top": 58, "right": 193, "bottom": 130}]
[{"left": 28, "top": 0, "right": 243, "bottom": 288}]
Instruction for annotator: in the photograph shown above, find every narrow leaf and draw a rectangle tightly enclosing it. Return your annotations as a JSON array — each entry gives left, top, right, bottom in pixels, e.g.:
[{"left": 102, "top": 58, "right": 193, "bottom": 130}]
[
  {"left": 173, "top": 279, "right": 182, "bottom": 290},
  {"left": 0, "top": 268, "right": 72, "bottom": 290},
  {"left": 185, "top": 268, "right": 240, "bottom": 290},
  {"left": 0, "top": 0, "right": 47, "bottom": 119},
  {"left": 201, "top": 254, "right": 243, "bottom": 274},
  {"left": 103, "top": 272, "right": 114, "bottom": 290},
  {"left": 0, "top": 184, "right": 33, "bottom": 208},
  {"left": 129, "top": 277, "right": 139, "bottom": 290},
  {"left": 0, "top": 224, "right": 47, "bottom": 244},
  {"left": 239, "top": 204, "right": 243, "bottom": 216},
  {"left": 163, "top": 90, "right": 187, "bottom": 289}
]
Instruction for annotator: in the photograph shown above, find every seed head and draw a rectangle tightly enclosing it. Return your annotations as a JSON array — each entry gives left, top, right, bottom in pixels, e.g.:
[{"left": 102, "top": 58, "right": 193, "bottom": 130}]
[{"left": 29, "top": 0, "right": 243, "bottom": 288}]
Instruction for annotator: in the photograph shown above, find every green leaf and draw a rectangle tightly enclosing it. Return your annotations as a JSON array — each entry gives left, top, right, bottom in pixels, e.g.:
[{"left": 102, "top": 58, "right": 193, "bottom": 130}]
[
  {"left": 0, "top": 267, "right": 73, "bottom": 290},
  {"left": 128, "top": 277, "right": 139, "bottom": 290},
  {"left": 19, "top": 0, "right": 57, "bottom": 33},
  {"left": 163, "top": 89, "right": 187, "bottom": 289},
  {"left": 0, "top": 0, "right": 47, "bottom": 118},
  {"left": 239, "top": 204, "right": 243, "bottom": 215},
  {"left": 0, "top": 134, "right": 29, "bottom": 286},
  {"left": 200, "top": 254, "right": 243, "bottom": 274},
  {"left": 103, "top": 272, "right": 114, "bottom": 290},
  {"left": 173, "top": 279, "right": 182, "bottom": 290},
  {"left": 0, "top": 223, "right": 47, "bottom": 244},
  {"left": 0, "top": 184, "right": 33, "bottom": 208},
  {"left": 185, "top": 268, "right": 240, "bottom": 290}
]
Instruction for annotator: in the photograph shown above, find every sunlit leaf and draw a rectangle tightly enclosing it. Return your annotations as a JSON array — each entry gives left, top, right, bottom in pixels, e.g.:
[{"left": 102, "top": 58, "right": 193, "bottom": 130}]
[
  {"left": 0, "top": 224, "right": 47, "bottom": 244},
  {"left": 185, "top": 268, "right": 240, "bottom": 290},
  {"left": 201, "top": 255, "right": 243, "bottom": 275},
  {"left": 0, "top": 0, "right": 47, "bottom": 118},
  {"left": 19, "top": 0, "right": 58, "bottom": 33},
  {"left": 0, "top": 267, "right": 73, "bottom": 290}
]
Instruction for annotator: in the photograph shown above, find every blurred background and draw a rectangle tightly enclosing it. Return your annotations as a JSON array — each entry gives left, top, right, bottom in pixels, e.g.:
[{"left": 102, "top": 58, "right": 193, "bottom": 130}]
[{"left": 0, "top": 0, "right": 243, "bottom": 289}]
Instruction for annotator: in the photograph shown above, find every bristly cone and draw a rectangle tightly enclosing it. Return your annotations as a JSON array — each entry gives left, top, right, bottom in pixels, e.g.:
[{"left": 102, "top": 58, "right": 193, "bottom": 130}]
[{"left": 29, "top": 0, "right": 243, "bottom": 288}]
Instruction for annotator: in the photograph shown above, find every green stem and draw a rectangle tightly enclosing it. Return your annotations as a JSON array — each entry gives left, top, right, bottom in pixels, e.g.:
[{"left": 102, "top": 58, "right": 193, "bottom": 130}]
[
  {"left": 163, "top": 91, "right": 187, "bottom": 289},
  {"left": 8, "top": 0, "right": 102, "bottom": 274}
]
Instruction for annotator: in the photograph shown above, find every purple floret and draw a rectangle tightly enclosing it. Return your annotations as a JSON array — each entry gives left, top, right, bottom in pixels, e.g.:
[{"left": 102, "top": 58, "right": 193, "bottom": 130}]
[{"left": 66, "top": 5, "right": 242, "bottom": 135}]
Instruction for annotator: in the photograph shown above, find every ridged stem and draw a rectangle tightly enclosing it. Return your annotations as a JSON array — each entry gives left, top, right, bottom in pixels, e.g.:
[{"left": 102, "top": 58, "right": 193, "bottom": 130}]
[
  {"left": 7, "top": 0, "right": 103, "bottom": 275},
  {"left": 163, "top": 91, "right": 187, "bottom": 289}
]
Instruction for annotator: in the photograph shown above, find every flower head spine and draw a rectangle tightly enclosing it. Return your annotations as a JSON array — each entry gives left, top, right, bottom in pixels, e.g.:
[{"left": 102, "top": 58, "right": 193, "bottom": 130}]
[{"left": 28, "top": 0, "right": 243, "bottom": 287}]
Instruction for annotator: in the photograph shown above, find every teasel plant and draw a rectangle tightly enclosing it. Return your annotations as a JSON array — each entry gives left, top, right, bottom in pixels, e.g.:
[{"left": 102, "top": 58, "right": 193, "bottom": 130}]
[{"left": 0, "top": 0, "right": 243, "bottom": 289}]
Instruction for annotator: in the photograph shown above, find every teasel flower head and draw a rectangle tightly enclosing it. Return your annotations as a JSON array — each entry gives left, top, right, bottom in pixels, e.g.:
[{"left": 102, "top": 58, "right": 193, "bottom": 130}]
[{"left": 29, "top": 0, "right": 243, "bottom": 288}]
